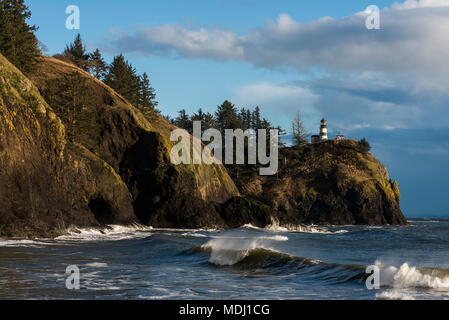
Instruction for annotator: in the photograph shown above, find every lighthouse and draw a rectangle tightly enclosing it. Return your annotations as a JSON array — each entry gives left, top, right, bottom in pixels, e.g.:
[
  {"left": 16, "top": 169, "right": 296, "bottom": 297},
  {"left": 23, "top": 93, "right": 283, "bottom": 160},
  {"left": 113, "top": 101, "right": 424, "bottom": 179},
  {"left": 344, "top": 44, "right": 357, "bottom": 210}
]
[{"left": 320, "top": 118, "right": 328, "bottom": 141}]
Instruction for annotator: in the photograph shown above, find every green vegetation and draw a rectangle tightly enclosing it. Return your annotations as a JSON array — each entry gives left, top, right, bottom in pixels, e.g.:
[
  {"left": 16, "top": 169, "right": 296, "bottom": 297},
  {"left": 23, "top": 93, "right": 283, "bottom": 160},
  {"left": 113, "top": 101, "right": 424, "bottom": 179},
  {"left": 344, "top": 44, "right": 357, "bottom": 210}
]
[
  {"left": 171, "top": 100, "right": 275, "bottom": 135},
  {"left": 59, "top": 34, "right": 159, "bottom": 116},
  {"left": 41, "top": 71, "right": 93, "bottom": 143},
  {"left": 89, "top": 49, "right": 108, "bottom": 80},
  {"left": 63, "top": 33, "right": 90, "bottom": 71},
  {"left": 104, "top": 53, "right": 158, "bottom": 115},
  {"left": 104, "top": 54, "right": 140, "bottom": 105},
  {"left": 358, "top": 138, "right": 371, "bottom": 153},
  {"left": 0, "top": 0, "right": 41, "bottom": 73}
]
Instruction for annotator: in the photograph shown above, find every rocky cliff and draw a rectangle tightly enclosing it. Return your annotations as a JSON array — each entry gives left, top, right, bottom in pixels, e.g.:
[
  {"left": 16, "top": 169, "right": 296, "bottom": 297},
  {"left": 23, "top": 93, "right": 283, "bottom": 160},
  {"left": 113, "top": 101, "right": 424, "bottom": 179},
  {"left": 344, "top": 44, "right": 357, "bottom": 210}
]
[
  {"left": 228, "top": 139, "right": 407, "bottom": 225},
  {"left": 28, "top": 56, "right": 241, "bottom": 230},
  {"left": 0, "top": 54, "right": 136, "bottom": 237},
  {"left": 0, "top": 53, "right": 407, "bottom": 238},
  {"left": 0, "top": 54, "right": 240, "bottom": 237}
]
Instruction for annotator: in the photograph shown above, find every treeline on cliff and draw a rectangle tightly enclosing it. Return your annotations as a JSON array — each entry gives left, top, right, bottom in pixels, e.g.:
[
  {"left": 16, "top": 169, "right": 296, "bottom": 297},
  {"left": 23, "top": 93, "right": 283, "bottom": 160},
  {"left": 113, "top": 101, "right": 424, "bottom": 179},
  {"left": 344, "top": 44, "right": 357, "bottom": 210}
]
[
  {"left": 0, "top": 9, "right": 157, "bottom": 121},
  {"left": 55, "top": 34, "right": 159, "bottom": 119}
]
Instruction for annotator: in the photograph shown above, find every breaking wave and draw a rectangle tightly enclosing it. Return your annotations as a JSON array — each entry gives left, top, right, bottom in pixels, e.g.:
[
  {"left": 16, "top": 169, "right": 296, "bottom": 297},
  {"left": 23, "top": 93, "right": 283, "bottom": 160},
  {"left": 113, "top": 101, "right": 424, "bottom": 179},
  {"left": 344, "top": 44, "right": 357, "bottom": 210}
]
[
  {"left": 195, "top": 237, "right": 449, "bottom": 297},
  {"left": 55, "top": 224, "right": 153, "bottom": 241},
  {"left": 242, "top": 223, "right": 347, "bottom": 234},
  {"left": 374, "top": 261, "right": 449, "bottom": 300},
  {"left": 0, "top": 239, "right": 55, "bottom": 247},
  {"left": 377, "top": 261, "right": 449, "bottom": 290},
  {"left": 200, "top": 235, "right": 289, "bottom": 266},
  {"left": 195, "top": 235, "right": 366, "bottom": 285}
]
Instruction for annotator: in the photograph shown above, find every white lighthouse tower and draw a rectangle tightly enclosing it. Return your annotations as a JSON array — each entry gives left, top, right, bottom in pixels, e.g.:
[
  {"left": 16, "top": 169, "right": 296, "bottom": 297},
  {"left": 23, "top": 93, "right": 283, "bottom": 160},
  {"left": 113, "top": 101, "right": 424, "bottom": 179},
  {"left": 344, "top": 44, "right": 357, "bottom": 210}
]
[{"left": 320, "top": 118, "right": 328, "bottom": 141}]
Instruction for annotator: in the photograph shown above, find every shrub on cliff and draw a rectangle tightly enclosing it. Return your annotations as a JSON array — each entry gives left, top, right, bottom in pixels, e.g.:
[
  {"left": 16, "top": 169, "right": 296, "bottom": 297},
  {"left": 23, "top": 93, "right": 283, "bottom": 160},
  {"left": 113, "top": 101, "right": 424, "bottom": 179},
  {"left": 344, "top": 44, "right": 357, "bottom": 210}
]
[{"left": 358, "top": 138, "right": 371, "bottom": 153}]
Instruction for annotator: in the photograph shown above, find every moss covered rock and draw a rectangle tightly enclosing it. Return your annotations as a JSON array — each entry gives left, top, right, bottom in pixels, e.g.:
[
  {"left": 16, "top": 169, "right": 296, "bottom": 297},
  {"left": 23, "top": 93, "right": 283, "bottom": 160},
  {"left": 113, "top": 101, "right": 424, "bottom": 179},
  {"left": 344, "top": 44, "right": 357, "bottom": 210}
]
[
  {"left": 0, "top": 54, "right": 136, "bottom": 238},
  {"left": 230, "top": 139, "right": 407, "bottom": 226},
  {"left": 28, "top": 57, "right": 239, "bottom": 229}
]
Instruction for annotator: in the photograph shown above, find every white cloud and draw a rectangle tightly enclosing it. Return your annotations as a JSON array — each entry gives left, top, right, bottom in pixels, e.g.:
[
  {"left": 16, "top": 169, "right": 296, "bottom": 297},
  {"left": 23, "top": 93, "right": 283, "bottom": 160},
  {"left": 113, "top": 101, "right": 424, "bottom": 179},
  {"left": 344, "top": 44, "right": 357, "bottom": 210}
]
[
  {"left": 105, "top": 0, "right": 449, "bottom": 133},
  {"left": 109, "top": 24, "right": 244, "bottom": 60},
  {"left": 391, "top": 0, "right": 449, "bottom": 10},
  {"left": 107, "top": 1, "right": 449, "bottom": 80}
]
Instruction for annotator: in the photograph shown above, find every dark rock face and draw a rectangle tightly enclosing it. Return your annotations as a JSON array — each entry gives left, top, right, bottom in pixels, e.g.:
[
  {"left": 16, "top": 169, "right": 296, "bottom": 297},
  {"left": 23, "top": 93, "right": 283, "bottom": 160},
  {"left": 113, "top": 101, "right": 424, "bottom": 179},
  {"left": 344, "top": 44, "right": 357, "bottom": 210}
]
[
  {"left": 27, "top": 56, "right": 239, "bottom": 232},
  {"left": 229, "top": 140, "right": 407, "bottom": 226},
  {"left": 0, "top": 54, "right": 135, "bottom": 238},
  {"left": 218, "top": 196, "right": 283, "bottom": 229}
]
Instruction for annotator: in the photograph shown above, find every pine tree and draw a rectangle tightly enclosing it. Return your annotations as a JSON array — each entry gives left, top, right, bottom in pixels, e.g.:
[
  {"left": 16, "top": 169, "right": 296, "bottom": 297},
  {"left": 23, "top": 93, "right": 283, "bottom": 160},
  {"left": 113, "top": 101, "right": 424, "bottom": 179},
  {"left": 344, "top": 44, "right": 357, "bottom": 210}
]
[
  {"left": 173, "top": 109, "right": 192, "bottom": 133},
  {"left": 88, "top": 48, "right": 107, "bottom": 80},
  {"left": 245, "top": 109, "right": 252, "bottom": 129},
  {"left": 261, "top": 117, "right": 272, "bottom": 130},
  {"left": 202, "top": 112, "right": 217, "bottom": 130},
  {"left": 137, "top": 72, "right": 158, "bottom": 115},
  {"left": 0, "top": 0, "right": 41, "bottom": 73},
  {"left": 215, "top": 100, "right": 241, "bottom": 132},
  {"left": 292, "top": 111, "right": 309, "bottom": 146},
  {"left": 104, "top": 54, "right": 140, "bottom": 106},
  {"left": 49, "top": 72, "right": 90, "bottom": 142},
  {"left": 252, "top": 106, "right": 262, "bottom": 130},
  {"left": 192, "top": 108, "right": 205, "bottom": 122},
  {"left": 358, "top": 138, "right": 371, "bottom": 153},
  {"left": 64, "top": 33, "right": 89, "bottom": 71},
  {"left": 191, "top": 108, "right": 217, "bottom": 131},
  {"left": 239, "top": 108, "right": 251, "bottom": 130},
  {"left": 276, "top": 125, "right": 287, "bottom": 147}
]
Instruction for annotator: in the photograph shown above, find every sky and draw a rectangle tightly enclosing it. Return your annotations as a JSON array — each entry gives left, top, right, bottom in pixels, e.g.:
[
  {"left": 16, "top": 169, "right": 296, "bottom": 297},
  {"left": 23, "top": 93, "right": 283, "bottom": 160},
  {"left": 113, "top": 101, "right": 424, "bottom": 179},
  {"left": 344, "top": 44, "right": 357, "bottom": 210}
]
[{"left": 26, "top": 0, "right": 449, "bottom": 218}]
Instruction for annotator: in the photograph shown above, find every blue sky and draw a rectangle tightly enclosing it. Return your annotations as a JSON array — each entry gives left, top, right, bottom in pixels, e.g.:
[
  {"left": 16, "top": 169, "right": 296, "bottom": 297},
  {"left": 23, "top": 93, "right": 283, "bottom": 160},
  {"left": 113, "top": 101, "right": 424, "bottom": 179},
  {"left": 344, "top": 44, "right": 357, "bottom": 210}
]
[{"left": 27, "top": 0, "right": 449, "bottom": 218}]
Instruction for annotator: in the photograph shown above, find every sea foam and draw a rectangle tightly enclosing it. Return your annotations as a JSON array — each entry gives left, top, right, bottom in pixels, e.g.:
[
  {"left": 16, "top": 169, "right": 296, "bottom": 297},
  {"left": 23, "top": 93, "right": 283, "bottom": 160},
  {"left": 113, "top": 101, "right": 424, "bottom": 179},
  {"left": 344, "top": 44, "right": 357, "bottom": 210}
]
[
  {"left": 377, "top": 261, "right": 449, "bottom": 290},
  {"left": 55, "top": 224, "right": 153, "bottom": 241}
]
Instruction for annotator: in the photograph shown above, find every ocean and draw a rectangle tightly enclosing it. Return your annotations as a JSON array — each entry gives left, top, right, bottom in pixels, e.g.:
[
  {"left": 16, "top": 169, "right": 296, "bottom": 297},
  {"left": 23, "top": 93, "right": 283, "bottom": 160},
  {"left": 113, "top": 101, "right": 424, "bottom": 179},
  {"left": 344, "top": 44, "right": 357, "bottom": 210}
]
[{"left": 0, "top": 220, "right": 448, "bottom": 300}]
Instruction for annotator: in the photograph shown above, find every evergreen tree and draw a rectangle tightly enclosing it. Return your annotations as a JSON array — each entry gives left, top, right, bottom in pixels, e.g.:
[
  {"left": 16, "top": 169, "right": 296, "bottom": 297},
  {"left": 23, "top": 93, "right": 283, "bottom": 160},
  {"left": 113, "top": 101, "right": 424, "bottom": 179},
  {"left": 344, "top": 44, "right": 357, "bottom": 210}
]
[
  {"left": 292, "top": 111, "right": 309, "bottom": 146},
  {"left": 252, "top": 106, "right": 262, "bottom": 130},
  {"left": 104, "top": 54, "right": 140, "bottom": 106},
  {"left": 191, "top": 108, "right": 217, "bottom": 131},
  {"left": 358, "top": 138, "right": 371, "bottom": 153},
  {"left": 0, "top": 0, "right": 40, "bottom": 73},
  {"left": 202, "top": 112, "right": 217, "bottom": 130},
  {"left": 64, "top": 33, "right": 89, "bottom": 71},
  {"left": 137, "top": 72, "right": 158, "bottom": 115},
  {"left": 173, "top": 109, "right": 192, "bottom": 133},
  {"left": 215, "top": 100, "right": 242, "bottom": 132},
  {"left": 276, "top": 125, "right": 287, "bottom": 148},
  {"left": 238, "top": 108, "right": 251, "bottom": 130},
  {"left": 261, "top": 117, "right": 272, "bottom": 130},
  {"left": 192, "top": 108, "right": 205, "bottom": 122},
  {"left": 50, "top": 72, "right": 90, "bottom": 142},
  {"left": 245, "top": 109, "right": 252, "bottom": 129},
  {"left": 88, "top": 48, "right": 107, "bottom": 80}
]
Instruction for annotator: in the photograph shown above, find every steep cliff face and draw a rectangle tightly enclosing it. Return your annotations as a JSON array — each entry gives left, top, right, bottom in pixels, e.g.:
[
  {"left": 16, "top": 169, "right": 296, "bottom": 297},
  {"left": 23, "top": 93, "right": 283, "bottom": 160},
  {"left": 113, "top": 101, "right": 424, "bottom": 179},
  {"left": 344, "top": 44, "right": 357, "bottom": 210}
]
[
  {"left": 0, "top": 54, "right": 135, "bottom": 238},
  {"left": 231, "top": 140, "right": 407, "bottom": 226},
  {"left": 0, "top": 52, "right": 407, "bottom": 237},
  {"left": 28, "top": 57, "right": 239, "bottom": 229}
]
